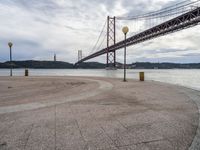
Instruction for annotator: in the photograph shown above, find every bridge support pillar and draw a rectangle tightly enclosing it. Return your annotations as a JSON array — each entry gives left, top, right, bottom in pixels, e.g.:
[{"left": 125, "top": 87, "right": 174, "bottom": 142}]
[
  {"left": 78, "top": 50, "right": 82, "bottom": 62},
  {"left": 106, "top": 16, "right": 116, "bottom": 69}
]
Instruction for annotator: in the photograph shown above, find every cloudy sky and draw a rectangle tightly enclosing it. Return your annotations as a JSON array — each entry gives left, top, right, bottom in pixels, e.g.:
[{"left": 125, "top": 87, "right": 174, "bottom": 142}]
[{"left": 0, "top": 0, "right": 200, "bottom": 63}]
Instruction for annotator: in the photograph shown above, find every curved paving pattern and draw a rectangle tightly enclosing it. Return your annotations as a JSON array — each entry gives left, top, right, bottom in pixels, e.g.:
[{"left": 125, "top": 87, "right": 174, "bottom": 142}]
[
  {"left": 182, "top": 87, "right": 200, "bottom": 150},
  {"left": 0, "top": 77, "right": 113, "bottom": 114},
  {"left": 0, "top": 77, "right": 199, "bottom": 150}
]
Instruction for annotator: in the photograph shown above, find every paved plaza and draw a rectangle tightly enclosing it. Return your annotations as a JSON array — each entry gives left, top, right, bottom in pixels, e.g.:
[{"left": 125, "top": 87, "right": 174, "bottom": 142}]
[{"left": 0, "top": 77, "right": 199, "bottom": 150}]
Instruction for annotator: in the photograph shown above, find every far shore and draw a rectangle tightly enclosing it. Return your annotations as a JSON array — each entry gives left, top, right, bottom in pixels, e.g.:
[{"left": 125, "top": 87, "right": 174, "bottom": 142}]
[{"left": 1, "top": 60, "right": 200, "bottom": 69}]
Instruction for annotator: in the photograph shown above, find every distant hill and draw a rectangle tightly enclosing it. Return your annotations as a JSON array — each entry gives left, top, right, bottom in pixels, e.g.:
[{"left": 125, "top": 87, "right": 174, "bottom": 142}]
[
  {"left": 0, "top": 61, "right": 200, "bottom": 69},
  {"left": 132, "top": 62, "right": 200, "bottom": 69},
  {"left": 0, "top": 60, "right": 74, "bottom": 69}
]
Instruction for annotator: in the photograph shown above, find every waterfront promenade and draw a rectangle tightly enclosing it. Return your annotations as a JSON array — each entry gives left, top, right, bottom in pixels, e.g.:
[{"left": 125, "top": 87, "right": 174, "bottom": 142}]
[{"left": 0, "top": 76, "right": 199, "bottom": 150}]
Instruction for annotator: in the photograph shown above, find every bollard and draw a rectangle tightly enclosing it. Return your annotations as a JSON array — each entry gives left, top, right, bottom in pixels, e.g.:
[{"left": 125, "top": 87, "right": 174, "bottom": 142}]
[
  {"left": 139, "top": 72, "right": 144, "bottom": 81},
  {"left": 25, "top": 69, "right": 29, "bottom": 76}
]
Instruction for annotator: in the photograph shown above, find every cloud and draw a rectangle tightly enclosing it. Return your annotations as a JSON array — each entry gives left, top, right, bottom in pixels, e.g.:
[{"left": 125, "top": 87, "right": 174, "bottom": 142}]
[{"left": 0, "top": 0, "right": 200, "bottom": 63}]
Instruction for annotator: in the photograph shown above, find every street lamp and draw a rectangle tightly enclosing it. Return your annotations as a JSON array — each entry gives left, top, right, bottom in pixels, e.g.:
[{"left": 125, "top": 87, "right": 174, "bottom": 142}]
[
  {"left": 8, "top": 42, "right": 13, "bottom": 76},
  {"left": 122, "top": 26, "right": 129, "bottom": 82}
]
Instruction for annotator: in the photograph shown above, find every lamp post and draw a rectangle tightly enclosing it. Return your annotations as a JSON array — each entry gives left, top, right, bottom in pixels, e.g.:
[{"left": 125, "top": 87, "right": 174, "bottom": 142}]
[
  {"left": 122, "top": 26, "right": 129, "bottom": 82},
  {"left": 8, "top": 42, "right": 13, "bottom": 77}
]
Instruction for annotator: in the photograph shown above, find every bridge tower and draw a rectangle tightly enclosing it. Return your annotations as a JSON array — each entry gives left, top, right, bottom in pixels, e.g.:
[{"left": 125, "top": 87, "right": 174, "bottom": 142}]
[
  {"left": 78, "top": 50, "right": 82, "bottom": 62},
  {"left": 106, "top": 16, "right": 116, "bottom": 69}
]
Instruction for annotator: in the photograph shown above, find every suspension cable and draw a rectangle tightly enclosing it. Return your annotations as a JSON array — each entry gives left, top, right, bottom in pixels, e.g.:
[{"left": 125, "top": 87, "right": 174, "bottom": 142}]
[
  {"left": 89, "top": 20, "right": 107, "bottom": 55},
  {"left": 96, "top": 33, "right": 107, "bottom": 52},
  {"left": 117, "top": 0, "right": 200, "bottom": 20}
]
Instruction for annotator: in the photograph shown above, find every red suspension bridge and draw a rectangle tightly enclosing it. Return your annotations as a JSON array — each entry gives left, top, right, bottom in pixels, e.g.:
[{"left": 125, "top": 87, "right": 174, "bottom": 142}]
[{"left": 75, "top": 0, "right": 200, "bottom": 68}]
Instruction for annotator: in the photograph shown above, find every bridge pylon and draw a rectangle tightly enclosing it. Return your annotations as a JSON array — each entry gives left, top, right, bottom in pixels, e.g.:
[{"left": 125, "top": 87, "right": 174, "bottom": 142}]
[
  {"left": 106, "top": 16, "right": 116, "bottom": 69},
  {"left": 78, "top": 50, "right": 82, "bottom": 62}
]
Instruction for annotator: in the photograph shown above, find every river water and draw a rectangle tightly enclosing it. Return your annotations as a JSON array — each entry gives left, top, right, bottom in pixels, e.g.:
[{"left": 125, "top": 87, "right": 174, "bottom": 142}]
[{"left": 0, "top": 69, "right": 200, "bottom": 91}]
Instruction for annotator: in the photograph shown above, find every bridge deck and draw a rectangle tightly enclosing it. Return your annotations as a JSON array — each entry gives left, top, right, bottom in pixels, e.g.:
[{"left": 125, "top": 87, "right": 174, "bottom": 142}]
[{"left": 77, "top": 7, "right": 200, "bottom": 64}]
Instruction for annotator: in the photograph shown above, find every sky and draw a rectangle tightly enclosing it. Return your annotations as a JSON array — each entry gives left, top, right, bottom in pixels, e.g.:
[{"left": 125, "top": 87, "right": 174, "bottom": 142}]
[{"left": 0, "top": 0, "right": 200, "bottom": 64}]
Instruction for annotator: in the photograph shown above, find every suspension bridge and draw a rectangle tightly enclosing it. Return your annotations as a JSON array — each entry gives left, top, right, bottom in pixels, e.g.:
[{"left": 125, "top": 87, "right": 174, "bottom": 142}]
[{"left": 75, "top": 0, "right": 200, "bottom": 68}]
